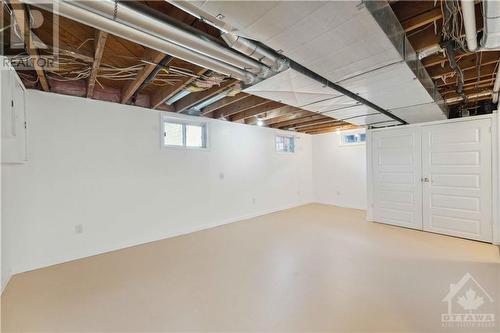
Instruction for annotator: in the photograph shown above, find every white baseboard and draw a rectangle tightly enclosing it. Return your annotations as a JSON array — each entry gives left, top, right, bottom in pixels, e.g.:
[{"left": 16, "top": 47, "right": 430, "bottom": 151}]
[
  {"left": 12, "top": 201, "right": 314, "bottom": 276},
  {"left": 314, "top": 200, "right": 367, "bottom": 211},
  {"left": 1, "top": 273, "right": 12, "bottom": 295}
]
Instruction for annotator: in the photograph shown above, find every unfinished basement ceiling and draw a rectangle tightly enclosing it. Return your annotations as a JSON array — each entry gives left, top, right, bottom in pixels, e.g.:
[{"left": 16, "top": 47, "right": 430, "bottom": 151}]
[
  {"left": 6, "top": 0, "right": 356, "bottom": 134},
  {"left": 183, "top": 0, "right": 448, "bottom": 126}
]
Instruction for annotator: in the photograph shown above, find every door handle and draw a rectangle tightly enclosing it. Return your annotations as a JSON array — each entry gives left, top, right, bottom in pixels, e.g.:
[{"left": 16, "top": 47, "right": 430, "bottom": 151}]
[{"left": 420, "top": 177, "right": 430, "bottom": 183}]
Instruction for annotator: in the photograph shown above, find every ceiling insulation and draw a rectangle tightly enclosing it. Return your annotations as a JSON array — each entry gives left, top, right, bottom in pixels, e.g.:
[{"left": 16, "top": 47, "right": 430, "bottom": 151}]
[{"left": 184, "top": 0, "right": 447, "bottom": 126}]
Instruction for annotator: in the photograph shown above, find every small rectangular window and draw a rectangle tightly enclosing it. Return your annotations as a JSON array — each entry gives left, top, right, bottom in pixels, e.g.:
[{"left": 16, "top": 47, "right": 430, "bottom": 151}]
[
  {"left": 163, "top": 119, "right": 207, "bottom": 149},
  {"left": 275, "top": 135, "right": 295, "bottom": 153},
  {"left": 341, "top": 132, "right": 366, "bottom": 145},
  {"left": 164, "top": 122, "right": 183, "bottom": 146}
]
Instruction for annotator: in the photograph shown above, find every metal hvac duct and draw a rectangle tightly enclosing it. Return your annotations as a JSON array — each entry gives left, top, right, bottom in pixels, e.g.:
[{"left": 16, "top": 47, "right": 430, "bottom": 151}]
[
  {"left": 167, "top": 0, "right": 286, "bottom": 72},
  {"left": 481, "top": 0, "right": 500, "bottom": 49},
  {"left": 221, "top": 33, "right": 287, "bottom": 71},
  {"left": 23, "top": 0, "right": 259, "bottom": 83},
  {"left": 492, "top": 66, "right": 500, "bottom": 103},
  {"left": 71, "top": 0, "right": 265, "bottom": 74}
]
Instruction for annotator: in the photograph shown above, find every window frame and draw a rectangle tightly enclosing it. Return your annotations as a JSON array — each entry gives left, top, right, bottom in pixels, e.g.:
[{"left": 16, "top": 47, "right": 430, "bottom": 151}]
[
  {"left": 161, "top": 116, "right": 209, "bottom": 150},
  {"left": 339, "top": 131, "right": 366, "bottom": 146},
  {"left": 275, "top": 134, "right": 296, "bottom": 153}
]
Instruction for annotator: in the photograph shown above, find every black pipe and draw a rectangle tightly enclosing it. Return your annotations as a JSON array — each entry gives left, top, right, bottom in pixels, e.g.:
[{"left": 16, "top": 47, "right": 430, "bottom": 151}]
[
  {"left": 289, "top": 60, "right": 408, "bottom": 125},
  {"left": 137, "top": 55, "right": 174, "bottom": 93}
]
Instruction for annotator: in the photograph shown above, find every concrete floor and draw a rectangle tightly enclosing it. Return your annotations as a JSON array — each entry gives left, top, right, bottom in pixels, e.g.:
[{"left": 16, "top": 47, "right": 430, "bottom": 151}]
[{"left": 1, "top": 204, "right": 500, "bottom": 332}]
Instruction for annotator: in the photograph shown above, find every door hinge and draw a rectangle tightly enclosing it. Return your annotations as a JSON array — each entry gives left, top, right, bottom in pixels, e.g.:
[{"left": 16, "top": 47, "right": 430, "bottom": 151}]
[
  {"left": 11, "top": 100, "right": 14, "bottom": 107},
  {"left": 24, "top": 121, "right": 27, "bottom": 129}
]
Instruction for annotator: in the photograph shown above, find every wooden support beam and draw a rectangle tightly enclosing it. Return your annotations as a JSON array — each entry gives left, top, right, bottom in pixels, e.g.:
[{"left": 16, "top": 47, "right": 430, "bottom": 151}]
[
  {"left": 445, "top": 91, "right": 493, "bottom": 105},
  {"left": 151, "top": 67, "right": 208, "bottom": 109},
  {"left": 87, "top": 30, "right": 108, "bottom": 98},
  {"left": 284, "top": 117, "right": 341, "bottom": 130},
  {"left": 461, "top": 78, "right": 496, "bottom": 89},
  {"left": 174, "top": 79, "right": 237, "bottom": 113},
  {"left": 441, "top": 82, "right": 494, "bottom": 96},
  {"left": 213, "top": 95, "right": 269, "bottom": 119},
  {"left": 245, "top": 106, "right": 300, "bottom": 125},
  {"left": 295, "top": 120, "right": 344, "bottom": 132},
  {"left": 302, "top": 124, "right": 357, "bottom": 134},
  {"left": 229, "top": 101, "right": 284, "bottom": 122},
  {"left": 401, "top": 7, "right": 442, "bottom": 32},
  {"left": 121, "top": 49, "right": 167, "bottom": 104},
  {"left": 422, "top": 51, "right": 472, "bottom": 68},
  {"left": 10, "top": 0, "right": 49, "bottom": 91},
  {"left": 436, "top": 63, "right": 498, "bottom": 87},
  {"left": 271, "top": 114, "right": 326, "bottom": 129},
  {"left": 428, "top": 52, "right": 500, "bottom": 79},
  {"left": 201, "top": 93, "right": 249, "bottom": 116},
  {"left": 259, "top": 110, "right": 309, "bottom": 126}
]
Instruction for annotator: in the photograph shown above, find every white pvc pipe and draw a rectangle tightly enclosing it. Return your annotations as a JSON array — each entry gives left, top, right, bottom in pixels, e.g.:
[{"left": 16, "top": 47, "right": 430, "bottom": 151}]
[
  {"left": 461, "top": 0, "right": 478, "bottom": 51},
  {"left": 23, "top": 0, "right": 256, "bottom": 83}
]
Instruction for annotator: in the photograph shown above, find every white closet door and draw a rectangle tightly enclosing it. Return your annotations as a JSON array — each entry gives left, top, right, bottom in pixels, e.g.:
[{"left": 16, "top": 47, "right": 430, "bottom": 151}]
[
  {"left": 422, "top": 119, "right": 492, "bottom": 242},
  {"left": 372, "top": 127, "right": 422, "bottom": 230}
]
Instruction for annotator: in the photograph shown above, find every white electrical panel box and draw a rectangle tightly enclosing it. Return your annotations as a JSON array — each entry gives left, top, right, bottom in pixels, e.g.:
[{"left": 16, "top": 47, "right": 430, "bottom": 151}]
[{"left": 1, "top": 62, "right": 27, "bottom": 164}]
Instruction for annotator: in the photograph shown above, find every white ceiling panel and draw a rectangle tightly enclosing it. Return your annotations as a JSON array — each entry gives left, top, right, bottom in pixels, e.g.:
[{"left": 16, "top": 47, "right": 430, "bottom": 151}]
[
  {"left": 348, "top": 113, "right": 394, "bottom": 126},
  {"left": 337, "top": 62, "right": 435, "bottom": 110},
  {"left": 190, "top": 1, "right": 402, "bottom": 82},
  {"left": 189, "top": 1, "right": 447, "bottom": 126},
  {"left": 322, "top": 104, "right": 376, "bottom": 120},
  {"left": 244, "top": 68, "right": 343, "bottom": 108},
  {"left": 390, "top": 103, "right": 447, "bottom": 123},
  {"left": 304, "top": 96, "right": 361, "bottom": 114}
]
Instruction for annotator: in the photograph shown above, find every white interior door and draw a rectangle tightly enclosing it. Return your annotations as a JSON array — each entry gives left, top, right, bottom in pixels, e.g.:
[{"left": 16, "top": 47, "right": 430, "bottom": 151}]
[
  {"left": 422, "top": 119, "right": 492, "bottom": 242},
  {"left": 372, "top": 127, "right": 422, "bottom": 230}
]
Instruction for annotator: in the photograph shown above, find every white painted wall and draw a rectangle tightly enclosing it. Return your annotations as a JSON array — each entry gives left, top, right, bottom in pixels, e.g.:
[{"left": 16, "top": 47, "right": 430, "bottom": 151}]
[
  {"left": 312, "top": 129, "right": 367, "bottom": 210},
  {"left": 1, "top": 63, "right": 5, "bottom": 291},
  {"left": 2, "top": 90, "right": 313, "bottom": 275},
  {"left": 1, "top": 62, "right": 27, "bottom": 291}
]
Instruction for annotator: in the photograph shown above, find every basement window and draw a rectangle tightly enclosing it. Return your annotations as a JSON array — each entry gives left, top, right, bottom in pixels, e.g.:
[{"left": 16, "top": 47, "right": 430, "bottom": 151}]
[
  {"left": 163, "top": 119, "right": 207, "bottom": 149},
  {"left": 340, "top": 133, "right": 366, "bottom": 145},
  {"left": 275, "top": 135, "right": 295, "bottom": 153}
]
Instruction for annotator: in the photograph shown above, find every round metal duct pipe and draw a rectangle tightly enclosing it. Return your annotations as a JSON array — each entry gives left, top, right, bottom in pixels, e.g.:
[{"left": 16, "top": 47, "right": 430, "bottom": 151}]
[
  {"left": 221, "top": 33, "right": 286, "bottom": 71},
  {"left": 72, "top": 0, "right": 265, "bottom": 75},
  {"left": 24, "top": 0, "right": 256, "bottom": 83},
  {"left": 166, "top": 0, "right": 286, "bottom": 73}
]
